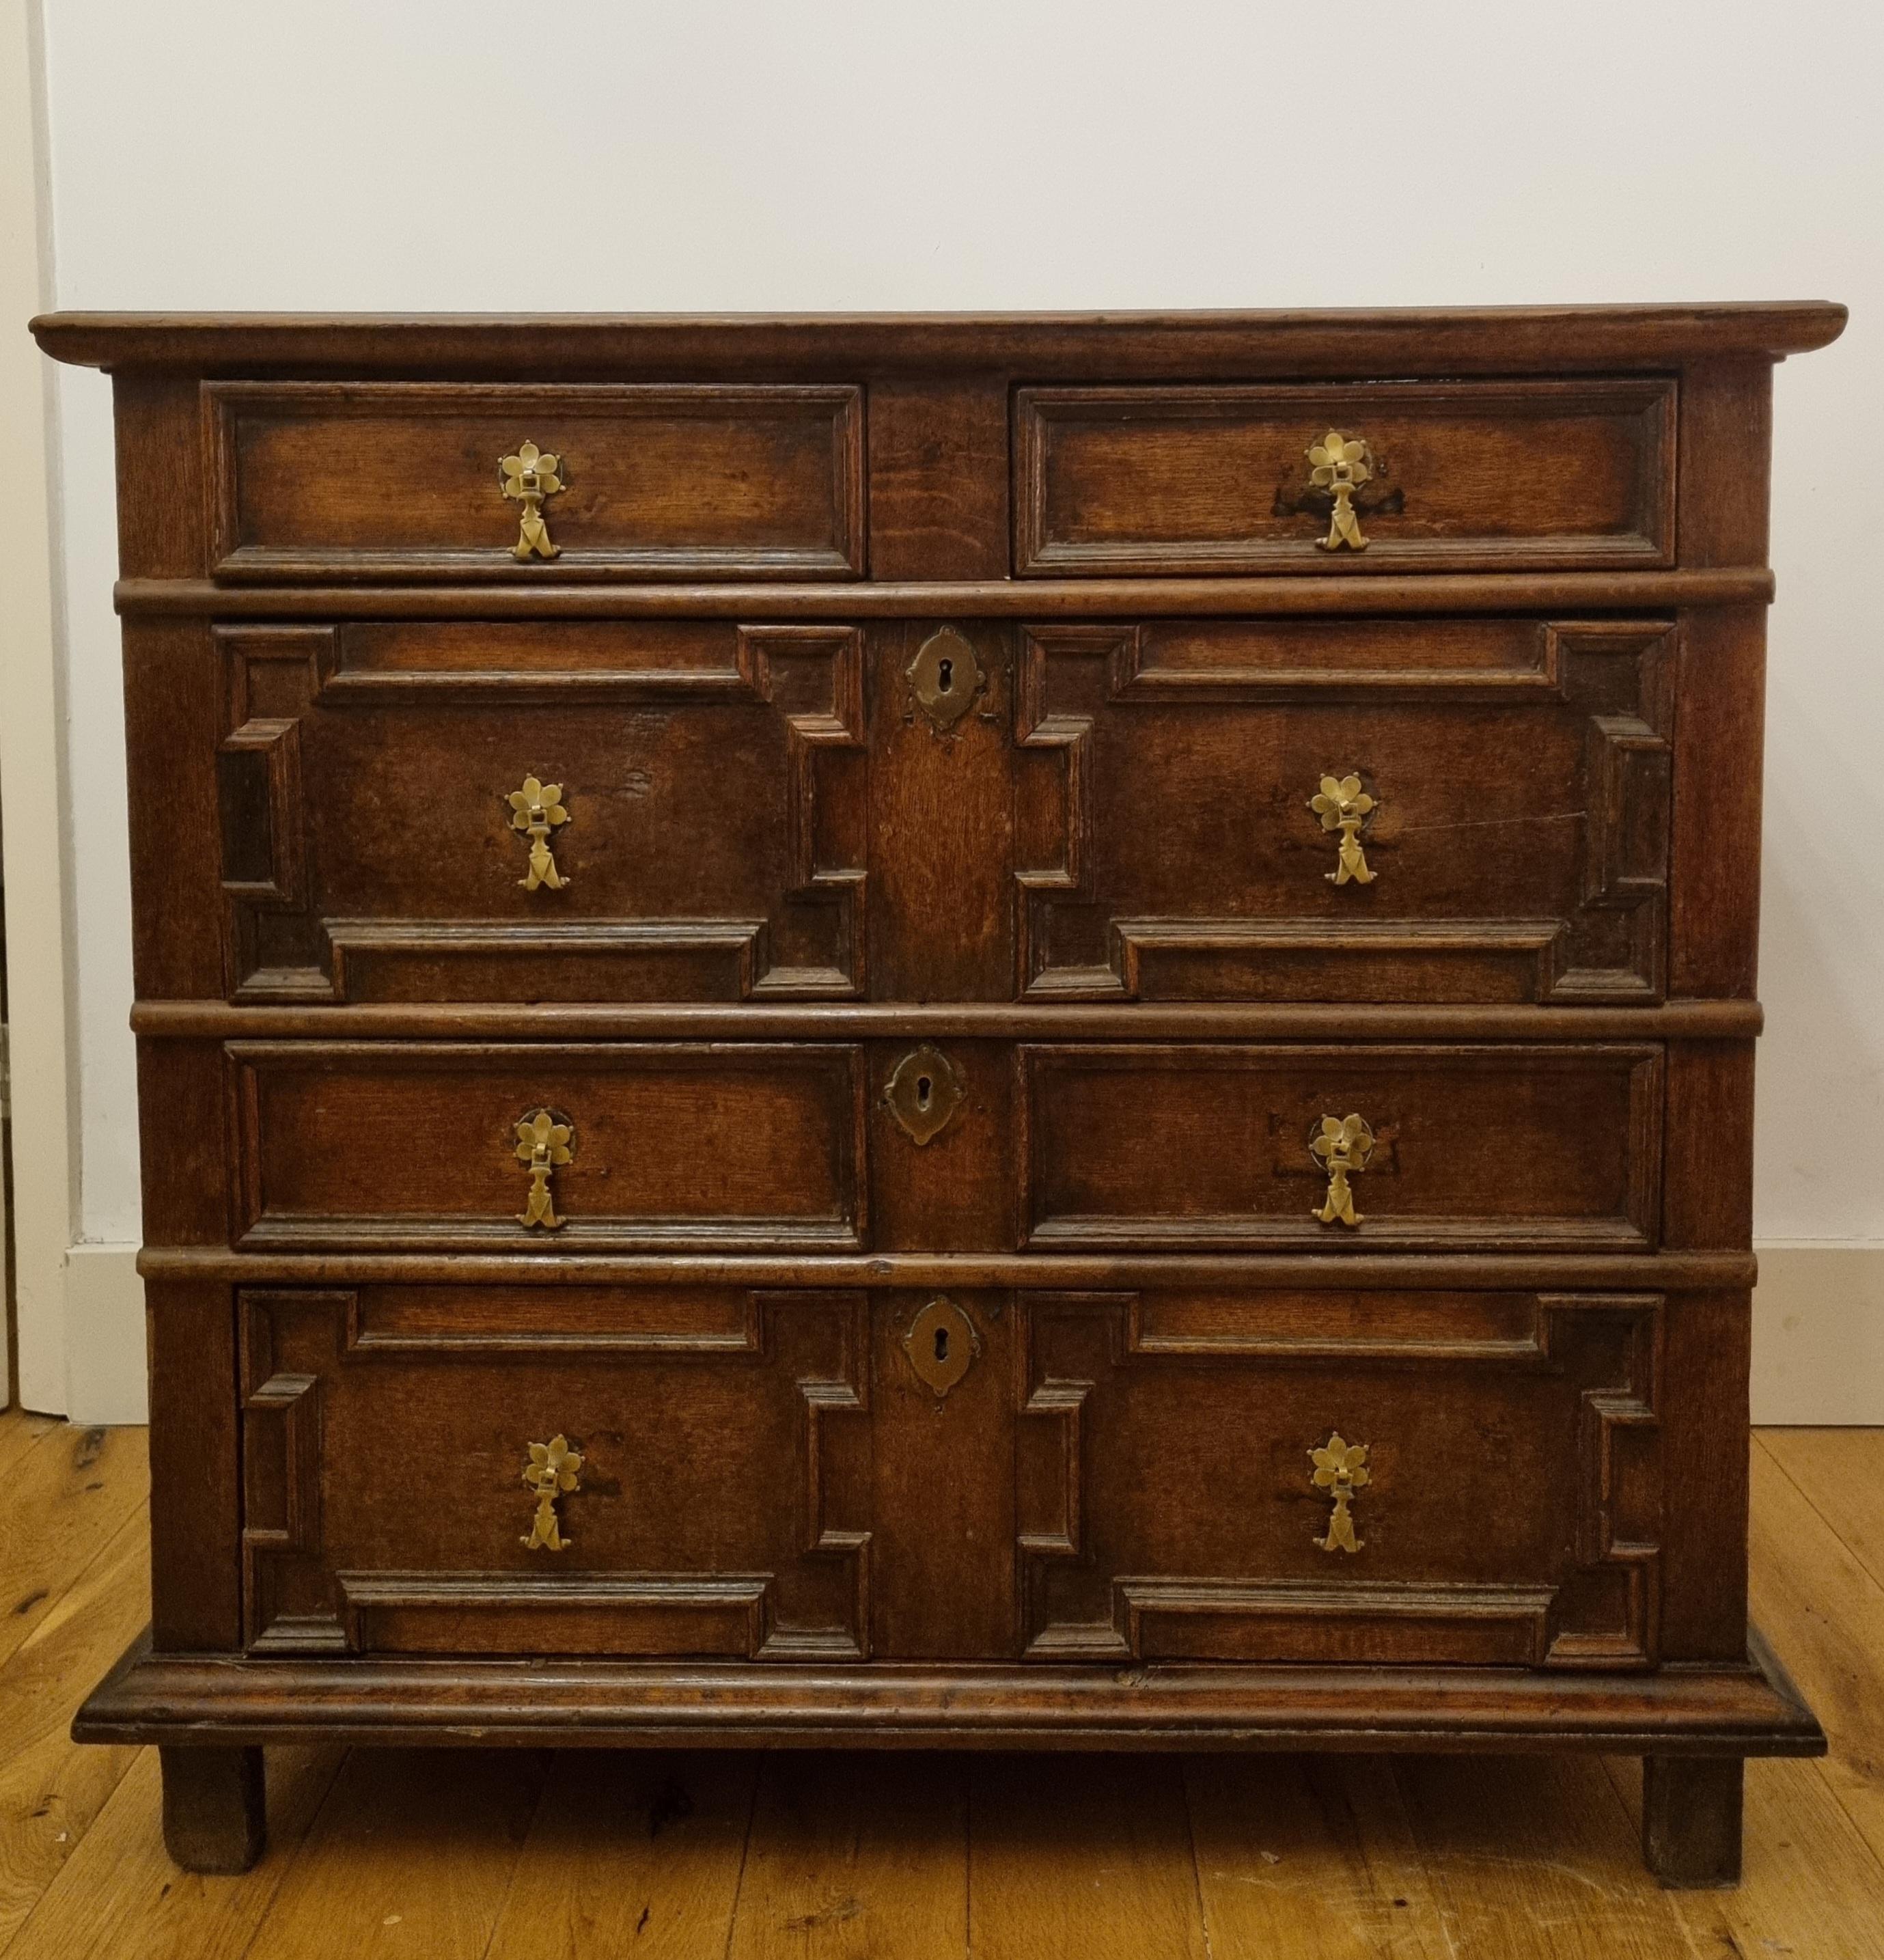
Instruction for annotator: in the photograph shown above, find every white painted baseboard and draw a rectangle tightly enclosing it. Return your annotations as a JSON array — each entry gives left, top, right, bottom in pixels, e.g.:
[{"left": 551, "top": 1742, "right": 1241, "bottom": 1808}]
[
  {"left": 60, "top": 1241, "right": 146, "bottom": 1426},
  {"left": 31, "top": 1239, "right": 1884, "bottom": 1428},
  {"left": 1751, "top": 1243, "right": 1884, "bottom": 1426}
]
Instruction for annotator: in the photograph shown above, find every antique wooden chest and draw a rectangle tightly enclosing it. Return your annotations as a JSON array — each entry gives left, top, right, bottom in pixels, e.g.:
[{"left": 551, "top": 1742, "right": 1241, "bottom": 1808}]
[{"left": 32, "top": 304, "right": 1845, "bottom": 1883}]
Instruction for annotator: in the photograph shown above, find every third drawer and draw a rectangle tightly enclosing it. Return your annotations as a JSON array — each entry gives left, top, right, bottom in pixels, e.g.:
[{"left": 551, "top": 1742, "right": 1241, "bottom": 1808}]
[{"left": 223, "top": 1037, "right": 1662, "bottom": 1254}]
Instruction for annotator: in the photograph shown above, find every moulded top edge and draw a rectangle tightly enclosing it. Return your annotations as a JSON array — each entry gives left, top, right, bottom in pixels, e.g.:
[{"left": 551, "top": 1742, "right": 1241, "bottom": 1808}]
[{"left": 28, "top": 303, "right": 1848, "bottom": 374}]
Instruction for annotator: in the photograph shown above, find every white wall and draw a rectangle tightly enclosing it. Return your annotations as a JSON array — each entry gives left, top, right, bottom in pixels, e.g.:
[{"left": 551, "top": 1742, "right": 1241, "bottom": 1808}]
[{"left": 23, "top": 0, "right": 1884, "bottom": 1411}]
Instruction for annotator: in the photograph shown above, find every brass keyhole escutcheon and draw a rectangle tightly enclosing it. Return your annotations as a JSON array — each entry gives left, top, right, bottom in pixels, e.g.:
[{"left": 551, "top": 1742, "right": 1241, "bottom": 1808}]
[
  {"left": 885, "top": 1045, "right": 965, "bottom": 1146},
  {"left": 906, "top": 626, "right": 986, "bottom": 734},
  {"left": 902, "top": 1297, "right": 980, "bottom": 1399}
]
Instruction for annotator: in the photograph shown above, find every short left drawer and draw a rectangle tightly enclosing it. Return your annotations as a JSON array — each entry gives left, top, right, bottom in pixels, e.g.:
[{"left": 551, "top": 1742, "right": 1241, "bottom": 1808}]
[
  {"left": 226, "top": 1040, "right": 867, "bottom": 1251},
  {"left": 206, "top": 381, "right": 865, "bottom": 581}
]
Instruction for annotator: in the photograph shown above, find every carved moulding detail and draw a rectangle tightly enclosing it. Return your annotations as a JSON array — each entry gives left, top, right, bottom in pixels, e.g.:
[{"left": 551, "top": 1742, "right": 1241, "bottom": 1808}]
[
  {"left": 1014, "top": 622, "right": 1672, "bottom": 1004},
  {"left": 1015, "top": 1291, "right": 1661, "bottom": 1664},
  {"left": 212, "top": 622, "right": 867, "bottom": 1003},
  {"left": 237, "top": 1288, "right": 871, "bottom": 1659}
]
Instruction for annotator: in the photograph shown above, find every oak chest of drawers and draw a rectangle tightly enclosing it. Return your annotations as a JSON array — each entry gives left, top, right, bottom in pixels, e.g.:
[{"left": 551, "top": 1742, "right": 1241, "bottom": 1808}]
[{"left": 34, "top": 303, "right": 1845, "bottom": 1884}]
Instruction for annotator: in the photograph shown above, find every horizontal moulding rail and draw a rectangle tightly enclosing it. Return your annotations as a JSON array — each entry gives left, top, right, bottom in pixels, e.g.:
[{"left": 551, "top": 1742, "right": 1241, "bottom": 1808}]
[
  {"left": 138, "top": 1247, "right": 1760, "bottom": 1291},
  {"left": 113, "top": 568, "right": 1775, "bottom": 620},
  {"left": 130, "top": 999, "right": 1764, "bottom": 1042}
]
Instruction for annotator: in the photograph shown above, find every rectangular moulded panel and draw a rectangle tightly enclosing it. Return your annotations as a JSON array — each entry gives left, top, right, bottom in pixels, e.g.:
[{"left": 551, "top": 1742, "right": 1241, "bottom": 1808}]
[
  {"left": 1015, "top": 379, "right": 1676, "bottom": 576},
  {"left": 1018, "top": 1042, "right": 1661, "bottom": 1252},
  {"left": 227, "top": 1040, "right": 868, "bottom": 1252},
  {"left": 206, "top": 381, "right": 866, "bottom": 580}
]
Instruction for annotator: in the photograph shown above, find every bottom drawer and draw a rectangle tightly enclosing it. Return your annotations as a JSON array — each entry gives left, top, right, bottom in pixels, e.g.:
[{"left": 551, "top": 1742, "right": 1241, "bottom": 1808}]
[
  {"left": 240, "top": 1286, "right": 872, "bottom": 1659},
  {"left": 1019, "top": 1288, "right": 1663, "bottom": 1667},
  {"left": 239, "top": 1283, "right": 1664, "bottom": 1668}
]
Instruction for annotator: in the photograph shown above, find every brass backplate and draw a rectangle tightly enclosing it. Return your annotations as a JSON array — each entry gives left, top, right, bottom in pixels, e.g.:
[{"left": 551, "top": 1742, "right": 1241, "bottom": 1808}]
[
  {"left": 906, "top": 626, "right": 985, "bottom": 732},
  {"left": 902, "top": 1297, "right": 980, "bottom": 1398},
  {"left": 884, "top": 1045, "right": 965, "bottom": 1146}
]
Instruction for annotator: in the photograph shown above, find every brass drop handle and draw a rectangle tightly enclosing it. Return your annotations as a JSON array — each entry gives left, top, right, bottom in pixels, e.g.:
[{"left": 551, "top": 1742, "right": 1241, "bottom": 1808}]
[
  {"left": 514, "top": 1107, "right": 574, "bottom": 1229},
  {"left": 499, "top": 440, "right": 565, "bottom": 560},
  {"left": 1305, "top": 431, "right": 1373, "bottom": 551},
  {"left": 521, "top": 1434, "right": 583, "bottom": 1550},
  {"left": 1309, "top": 774, "right": 1377, "bottom": 886},
  {"left": 508, "top": 775, "right": 570, "bottom": 892},
  {"left": 1310, "top": 1113, "right": 1374, "bottom": 1228},
  {"left": 1310, "top": 1433, "right": 1370, "bottom": 1552}
]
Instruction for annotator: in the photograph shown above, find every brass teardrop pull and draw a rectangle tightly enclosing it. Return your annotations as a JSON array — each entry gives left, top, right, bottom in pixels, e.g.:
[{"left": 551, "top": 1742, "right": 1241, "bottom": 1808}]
[{"left": 514, "top": 1107, "right": 574, "bottom": 1228}]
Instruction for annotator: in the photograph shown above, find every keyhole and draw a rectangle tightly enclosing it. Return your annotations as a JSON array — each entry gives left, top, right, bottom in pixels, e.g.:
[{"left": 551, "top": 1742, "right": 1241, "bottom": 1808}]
[
  {"left": 936, "top": 657, "right": 954, "bottom": 693},
  {"left": 915, "top": 1074, "right": 932, "bottom": 1110},
  {"left": 933, "top": 1325, "right": 950, "bottom": 1364}
]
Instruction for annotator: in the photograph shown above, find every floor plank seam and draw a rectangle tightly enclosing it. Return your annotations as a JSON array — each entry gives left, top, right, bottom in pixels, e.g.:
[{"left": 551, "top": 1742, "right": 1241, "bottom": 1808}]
[{"left": 1757, "top": 1431, "right": 1884, "bottom": 1596}]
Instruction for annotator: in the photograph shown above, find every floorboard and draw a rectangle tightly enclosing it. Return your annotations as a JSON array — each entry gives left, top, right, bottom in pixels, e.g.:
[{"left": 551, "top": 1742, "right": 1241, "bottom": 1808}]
[{"left": 2, "top": 1423, "right": 1882, "bottom": 1957}]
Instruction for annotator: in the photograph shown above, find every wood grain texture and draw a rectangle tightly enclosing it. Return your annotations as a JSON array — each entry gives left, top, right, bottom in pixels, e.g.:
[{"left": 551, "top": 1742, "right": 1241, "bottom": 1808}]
[
  {"left": 9, "top": 1419, "right": 1884, "bottom": 1954},
  {"left": 115, "top": 566, "right": 1779, "bottom": 618},
  {"left": 484, "top": 1752, "right": 756, "bottom": 1960},
  {"left": 0, "top": 1515, "right": 148, "bottom": 1948},
  {"left": 37, "top": 306, "right": 1846, "bottom": 1889},
  {"left": 1016, "top": 381, "right": 1676, "bottom": 576},
  {"left": 208, "top": 381, "right": 866, "bottom": 581},
  {"left": 728, "top": 1751, "right": 967, "bottom": 1959},
  {"left": 31, "top": 301, "right": 1848, "bottom": 373},
  {"left": 969, "top": 1753, "right": 1208, "bottom": 1959}
]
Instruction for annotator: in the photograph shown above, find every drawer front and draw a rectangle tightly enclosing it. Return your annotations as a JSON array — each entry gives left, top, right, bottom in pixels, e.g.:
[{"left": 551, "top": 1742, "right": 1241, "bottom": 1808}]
[
  {"left": 1015, "top": 380, "right": 1676, "bottom": 575},
  {"left": 1020, "top": 1043, "right": 1661, "bottom": 1252},
  {"left": 238, "top": 1286, "right": 871, "bottom": 1657},
  {"left": 227, "top": 1042, "right": 865, "bottom": 1250},
  {"left": 1016, "top": 618, "right": 1672, "bottom": 1003},
  {"left": 1018, "top": 1289, "right": 1663, "bottom": 1667},
  {"left": 215, "top": 622, "right": 865, "bottom": 1003},
  {"left": 207, "top": 381, "right": 865, "bottom": 580}
]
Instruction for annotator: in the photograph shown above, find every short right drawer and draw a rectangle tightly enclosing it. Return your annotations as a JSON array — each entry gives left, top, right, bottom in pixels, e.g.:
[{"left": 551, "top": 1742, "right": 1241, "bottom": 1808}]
[
  {"left": 1018, "top": 1042, "right": 1663, "bottom": 1253},
  {"left": 1014, "top": 378, "right": 1676, "bottom": 575}
]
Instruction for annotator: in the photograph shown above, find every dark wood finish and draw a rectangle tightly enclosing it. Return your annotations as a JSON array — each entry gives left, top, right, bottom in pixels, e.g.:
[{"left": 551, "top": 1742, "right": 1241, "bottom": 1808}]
[
  {"left": 137, "top": 1247, "right": 1760, "bottom": 1289},
  {"left": 158, "top": 1745, "right": 266, "bottom": 1874},
  {"left": 1016, "top": 618, "right": 1672, "bottom": 1002},
  {"left": 210, "top": 620, "right": 867, "bottom": 1002},
  {"left": 225, "top": 1040, "right": 868, "bottom": 1250},
  {"left": 1019, "top": 1043, "right": 1661, "bottom": 1251},
  {"left": 1015, "top": 1290, "right": 1661, "bottom": 1666},
  {"left": 41, "top": 305, "right": 1839, "bottom": 1881},
  {"left": 1016, "top": 381, "right": 1676, "bottom": 577},
  {"left": 206, "top": 381, "right": 865, "bottom": 581},
  {"left": 31, "top": 303, "right": 1847, "bottom": 374},
  {"left": 115, "top": 566, "right": 1778, "bottom": 618},
  {"left": 1641, "top": 1755, "right": 1745, "bottom": 1887},
  {"left": 80, "top": 1631, "right": 1825, "bottom": 1754},
  {"left": 237, "top": 1286, "right": 870, "bottom": 1659},
  {"left": 131, "top": 998, "right": 1767, "bottom": 1039}
]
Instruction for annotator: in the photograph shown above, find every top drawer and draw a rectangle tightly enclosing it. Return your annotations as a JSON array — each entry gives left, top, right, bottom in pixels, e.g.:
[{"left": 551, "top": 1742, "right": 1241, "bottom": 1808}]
[
  {"left": 206, "top": 382, "right": 866, "bottom": 581},
  {"left": 1014, "top": 379, "right": 1676, "bottom": 576}
]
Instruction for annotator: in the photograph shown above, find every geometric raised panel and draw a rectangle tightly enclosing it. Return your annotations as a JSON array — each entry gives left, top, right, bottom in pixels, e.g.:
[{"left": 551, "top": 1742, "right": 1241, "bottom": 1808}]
[
  {"left": 213, "top": 621, "right": 867, "bottom": 1004},
  {"left": 1015, "top": 620, "right": 1672, "bottom": 1004},
  {"left": 238, "top": 1288, "right": 871, "bottom": 1660},
  {"left": 1016, "top": 1290, "right": 1662, "bottom": 1666}
]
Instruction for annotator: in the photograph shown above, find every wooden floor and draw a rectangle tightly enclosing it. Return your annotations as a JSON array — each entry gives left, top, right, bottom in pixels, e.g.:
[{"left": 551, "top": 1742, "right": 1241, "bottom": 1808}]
[{"left": 1, "top": 1413, "right": 1882, "bottom": 1957}]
